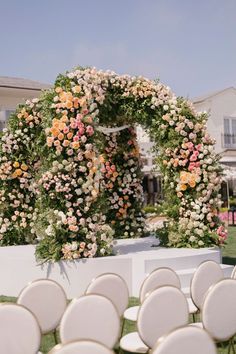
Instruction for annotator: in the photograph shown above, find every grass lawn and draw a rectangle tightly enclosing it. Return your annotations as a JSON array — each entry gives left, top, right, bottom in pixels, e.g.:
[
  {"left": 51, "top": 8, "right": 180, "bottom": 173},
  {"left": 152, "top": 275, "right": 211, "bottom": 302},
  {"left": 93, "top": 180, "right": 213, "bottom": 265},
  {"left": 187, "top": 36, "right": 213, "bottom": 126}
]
[{"left": 1, "top": 227, "right": 236, "bottom": 353}]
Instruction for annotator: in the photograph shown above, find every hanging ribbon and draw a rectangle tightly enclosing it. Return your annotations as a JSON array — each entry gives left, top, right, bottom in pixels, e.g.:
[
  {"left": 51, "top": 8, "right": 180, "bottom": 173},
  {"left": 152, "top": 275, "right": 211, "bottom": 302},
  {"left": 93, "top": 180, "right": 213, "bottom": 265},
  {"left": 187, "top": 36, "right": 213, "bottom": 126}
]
[{"left": 96, "top": 125, "right": 131, "bottom": 134}]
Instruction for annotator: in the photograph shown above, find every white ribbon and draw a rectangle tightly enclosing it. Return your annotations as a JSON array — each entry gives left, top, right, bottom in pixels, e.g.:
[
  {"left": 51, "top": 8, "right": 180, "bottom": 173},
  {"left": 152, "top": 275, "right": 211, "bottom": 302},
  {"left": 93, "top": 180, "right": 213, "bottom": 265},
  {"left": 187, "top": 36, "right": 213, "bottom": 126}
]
[{"left": 96, "top": 125, "right": 131, "bottom": 134}]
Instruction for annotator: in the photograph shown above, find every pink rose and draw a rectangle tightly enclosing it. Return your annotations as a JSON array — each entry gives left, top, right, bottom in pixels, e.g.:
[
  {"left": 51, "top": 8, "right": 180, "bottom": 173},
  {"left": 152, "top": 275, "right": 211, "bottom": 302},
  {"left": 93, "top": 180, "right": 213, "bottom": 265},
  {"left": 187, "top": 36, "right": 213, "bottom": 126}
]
[{"left": 86, "top": 125, "right": 94, "bottom": 136}]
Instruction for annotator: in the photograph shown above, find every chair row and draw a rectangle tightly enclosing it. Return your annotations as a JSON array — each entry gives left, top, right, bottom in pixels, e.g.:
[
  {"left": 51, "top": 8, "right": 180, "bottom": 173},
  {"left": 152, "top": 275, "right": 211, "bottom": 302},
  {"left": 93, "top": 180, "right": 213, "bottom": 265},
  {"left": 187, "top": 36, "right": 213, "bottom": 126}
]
[
  {"left": 3, "top": 276, "right": 233, "bottom": 354},
  {"left": 50, "top": 326, "right": 217, "bottom": 354},
  {"left": 12, "top": 260, "right": 235, "bottom": 338},
  {"left": 0, "top": 260, "right": 235, "bottom": 353}
]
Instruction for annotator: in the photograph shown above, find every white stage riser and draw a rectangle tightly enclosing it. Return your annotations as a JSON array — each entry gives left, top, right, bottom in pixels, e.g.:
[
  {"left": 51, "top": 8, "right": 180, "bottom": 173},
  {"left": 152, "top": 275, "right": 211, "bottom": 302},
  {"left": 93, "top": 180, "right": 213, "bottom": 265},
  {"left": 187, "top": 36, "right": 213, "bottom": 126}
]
[{"left": 0, "top": 243, "right": 233, "bottom": 298}]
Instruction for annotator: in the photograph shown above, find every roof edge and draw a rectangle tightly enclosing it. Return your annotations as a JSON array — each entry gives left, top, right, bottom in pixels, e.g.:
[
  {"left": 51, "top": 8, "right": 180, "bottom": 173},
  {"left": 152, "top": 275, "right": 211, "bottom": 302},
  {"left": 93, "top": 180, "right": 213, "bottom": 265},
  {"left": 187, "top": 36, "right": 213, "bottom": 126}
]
[{"left": 193, "top": 86, "right": 236, "bottom": 104}]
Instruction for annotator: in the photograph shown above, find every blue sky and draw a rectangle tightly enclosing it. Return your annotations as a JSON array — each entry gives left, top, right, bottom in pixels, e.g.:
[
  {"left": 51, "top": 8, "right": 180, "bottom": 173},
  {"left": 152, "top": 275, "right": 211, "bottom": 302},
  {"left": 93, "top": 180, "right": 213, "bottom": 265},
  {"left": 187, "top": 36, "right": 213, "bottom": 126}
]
[{"left": 0, "top": 0, "right": 235, "bottom": 98}]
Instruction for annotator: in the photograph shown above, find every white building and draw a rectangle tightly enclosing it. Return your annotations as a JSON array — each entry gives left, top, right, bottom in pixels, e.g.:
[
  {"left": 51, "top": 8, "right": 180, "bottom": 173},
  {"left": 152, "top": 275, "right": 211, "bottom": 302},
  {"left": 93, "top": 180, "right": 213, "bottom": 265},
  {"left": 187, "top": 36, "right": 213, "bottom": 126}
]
[
  {"left": 0, "top": 76, "right": 50, "bottom": 130},
  {"left": 193, "top": 87, "right": 236, "bottom": 166}
]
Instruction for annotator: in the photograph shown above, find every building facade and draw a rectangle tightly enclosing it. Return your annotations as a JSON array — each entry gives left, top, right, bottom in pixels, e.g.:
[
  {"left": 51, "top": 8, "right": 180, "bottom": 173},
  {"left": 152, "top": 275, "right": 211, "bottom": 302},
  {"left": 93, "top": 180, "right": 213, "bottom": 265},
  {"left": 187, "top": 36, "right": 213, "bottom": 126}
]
[
  {"left": 193, "top": 87, "right": 236, "bottom": 166},
  {"left": 0, "top": 76, "right": 50, "bottom": 130}
]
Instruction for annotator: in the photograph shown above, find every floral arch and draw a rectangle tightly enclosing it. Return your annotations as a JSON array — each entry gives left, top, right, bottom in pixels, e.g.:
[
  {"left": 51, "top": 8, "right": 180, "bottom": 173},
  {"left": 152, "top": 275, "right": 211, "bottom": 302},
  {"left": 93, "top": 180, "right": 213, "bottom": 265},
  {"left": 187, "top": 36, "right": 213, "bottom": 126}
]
[{"left": 0, "top": 67, "right": 226, "bottom": 261}]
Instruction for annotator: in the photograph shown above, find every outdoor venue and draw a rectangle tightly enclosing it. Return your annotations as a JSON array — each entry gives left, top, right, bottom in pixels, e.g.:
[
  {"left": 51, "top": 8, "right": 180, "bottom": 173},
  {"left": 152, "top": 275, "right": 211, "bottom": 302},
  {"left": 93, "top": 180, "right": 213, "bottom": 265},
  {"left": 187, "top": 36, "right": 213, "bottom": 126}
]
[
  {"left": 1, "top": 1, "right": 236, "bottom": 353},
  {"left": 0, "top": 65, "right": 234, "bottom": 353}
]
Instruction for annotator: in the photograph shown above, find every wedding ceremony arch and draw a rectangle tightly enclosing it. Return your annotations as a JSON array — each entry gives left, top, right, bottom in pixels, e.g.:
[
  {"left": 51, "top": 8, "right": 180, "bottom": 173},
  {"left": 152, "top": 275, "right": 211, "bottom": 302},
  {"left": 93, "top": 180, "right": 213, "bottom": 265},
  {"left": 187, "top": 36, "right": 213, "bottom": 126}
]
[{"left": 0, "top": 67, "right": 226, "bottom": 262}]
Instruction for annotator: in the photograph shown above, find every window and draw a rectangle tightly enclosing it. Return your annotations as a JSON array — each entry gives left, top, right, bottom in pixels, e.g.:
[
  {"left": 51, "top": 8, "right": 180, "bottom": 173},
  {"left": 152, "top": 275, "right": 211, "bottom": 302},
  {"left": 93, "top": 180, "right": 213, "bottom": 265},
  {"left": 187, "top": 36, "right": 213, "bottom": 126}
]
[
  {"left": 0, "top": 110, "right": 14, "bottom": 131},
  {"left": 223, "top": 117, "right": 236, "bottom": 148}
]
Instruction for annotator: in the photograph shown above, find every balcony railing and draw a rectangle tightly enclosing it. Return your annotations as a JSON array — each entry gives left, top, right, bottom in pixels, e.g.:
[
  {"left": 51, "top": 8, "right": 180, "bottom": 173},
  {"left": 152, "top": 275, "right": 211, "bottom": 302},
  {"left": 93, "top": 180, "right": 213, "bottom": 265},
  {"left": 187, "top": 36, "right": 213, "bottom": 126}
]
[{"left": 222, "top": 133, "right": 236, "bottom": 149}]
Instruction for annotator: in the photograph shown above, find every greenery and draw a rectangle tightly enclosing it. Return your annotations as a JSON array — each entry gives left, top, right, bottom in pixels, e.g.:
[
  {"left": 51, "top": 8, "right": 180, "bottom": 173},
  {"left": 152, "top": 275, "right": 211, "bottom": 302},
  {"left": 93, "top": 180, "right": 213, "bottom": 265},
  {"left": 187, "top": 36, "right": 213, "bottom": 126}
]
[
  {"left": 229, "top": 197, "right": 236, "bottom": 209},
  {"left": 142, "top": 204, "right": 164, "bottom": 215}
]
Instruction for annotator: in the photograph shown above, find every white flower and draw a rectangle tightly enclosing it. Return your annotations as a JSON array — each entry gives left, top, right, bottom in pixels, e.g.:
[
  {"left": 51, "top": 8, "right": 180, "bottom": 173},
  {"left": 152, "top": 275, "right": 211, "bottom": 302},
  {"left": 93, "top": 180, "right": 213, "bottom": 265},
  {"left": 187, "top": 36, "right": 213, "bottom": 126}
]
[{"left": 189, "top": 235, "right": 196, "bottom": 242}]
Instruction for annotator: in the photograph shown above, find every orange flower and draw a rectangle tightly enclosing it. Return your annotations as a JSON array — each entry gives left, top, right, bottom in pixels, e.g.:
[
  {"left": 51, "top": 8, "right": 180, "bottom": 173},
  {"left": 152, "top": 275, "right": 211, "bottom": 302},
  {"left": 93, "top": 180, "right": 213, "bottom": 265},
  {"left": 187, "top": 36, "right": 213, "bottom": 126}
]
[
  {"left": 12, "top": 171, "right": 18, "bottom": 179},
  {"left": 21, "top": 164, "right": 28, "bottom": 171},
  {"left": 63, "top": 140, "right": 70, "bottom": 147},
  {"left": 59, "top": 92, "right": 67, "bottom": 102},
  {"left": 189, "top": 179, "right": 196, "bottom": 188},
  {"left": 58, "top": 133, "right": 64, "bottom": 141},
  {"left": 59, "top": 122, "right": 66, "bottom": 130},
  {"left": 52, "top": 119, "right": 60, "bottom": 128},
  {"left": 55, "top": 87, "right": 62, "bottom": 93},
  {"left": 71, "top": 141, "right": 80, "bottom": 149},
  {"left": 15, "top": 169, "right": 23, "bottom": 177},
  {"left": 180, "top": 184, "right": 187, "bottom": 191},
  {"left": 51, "top": 127, "right": 60, "bottom": 137},
  {"left": 73, "top": 98, "right": 79, "bottom": 109},
  {"left": 61, "top": 115, "right": 68, "bottom": 123},
  {"left": 66, "top": 100, "right": 73, "bottom": 109},
  {"left": 13, "top": 161, "right": 20, "bottom": 168},
  {"left": 47, "top": 137, "right": 54, "bottom": 146},
  {"left": 67, "top": 132, "right": 73, "bottom": 140},
  {"left": 99, "top": 155, "right": 105, "bottom": 163},
  {"left": 180, "top": 171, "right": 189, "bottom": 184},
  {"left": 78, "top": 97, "right": 86, "bottom": 107},
  {"left": 74, "top": 85, "right": 81, "bottom": 93}
]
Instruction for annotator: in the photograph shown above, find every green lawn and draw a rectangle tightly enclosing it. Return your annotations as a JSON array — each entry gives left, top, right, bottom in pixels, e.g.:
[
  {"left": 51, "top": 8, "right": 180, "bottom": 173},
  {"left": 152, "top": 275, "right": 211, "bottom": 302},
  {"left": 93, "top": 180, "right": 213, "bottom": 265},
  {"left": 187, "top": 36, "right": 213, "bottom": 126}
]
[
  {"left": 222, "top": 226, "right": 236, "bottom": 265},
  {"left": 0, "top": 227, "right": 236, "bottom": 353}
]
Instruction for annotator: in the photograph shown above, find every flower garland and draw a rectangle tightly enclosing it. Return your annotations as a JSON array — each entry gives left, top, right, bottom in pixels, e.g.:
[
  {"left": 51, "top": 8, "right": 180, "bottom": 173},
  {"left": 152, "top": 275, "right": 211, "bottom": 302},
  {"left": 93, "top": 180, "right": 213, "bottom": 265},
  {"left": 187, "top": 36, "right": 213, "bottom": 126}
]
[
  {"left": 0, "top": 66, "right": 227, "bottom": 262},
  {"left": 101, "top": 127, "right": 145, "bottom": 238},
  {"left": 0, "top": 99, "right": 43, "bottom": 245}
]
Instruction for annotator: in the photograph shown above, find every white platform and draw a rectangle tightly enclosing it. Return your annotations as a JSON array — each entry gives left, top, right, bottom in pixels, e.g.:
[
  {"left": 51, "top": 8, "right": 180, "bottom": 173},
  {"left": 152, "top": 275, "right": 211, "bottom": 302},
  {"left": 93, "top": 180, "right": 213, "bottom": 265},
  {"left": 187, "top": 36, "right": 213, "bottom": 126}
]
[{"left": 0, "top": 237, "right": 233, "bottom": 298}]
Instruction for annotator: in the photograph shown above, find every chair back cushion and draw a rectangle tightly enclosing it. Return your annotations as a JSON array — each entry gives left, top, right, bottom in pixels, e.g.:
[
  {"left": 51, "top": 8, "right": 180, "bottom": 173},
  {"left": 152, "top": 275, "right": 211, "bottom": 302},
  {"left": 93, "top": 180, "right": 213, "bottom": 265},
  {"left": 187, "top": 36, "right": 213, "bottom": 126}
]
[
  {"left": 0, "top": 303, "right": 41, "bottom": 354},
  {"left": 202, "top": 278, "right": 236, "bottom": 341},
  {"left": 18, "top": 279, "right": 67, "bottom": 333},
  {"left": 140, "top": 267, "right": 181, "bottom": 303},
  {"left": 49, "top": 340, "right": 115, "bottom": 354},
  {"left": 60, "top": 294, "right": 120, "bottom": 349},
  {"left": 152, "top": 326, "right": 217, "bottom": 354},
  {"left": 138, "top": 286, "right": 188, "bottom": 348},
  {"left": 190, "top": 261, "right": 223, "bottom": 311},
  {"left": 86, "top": 273, "right": 129, "bottom": 316}
]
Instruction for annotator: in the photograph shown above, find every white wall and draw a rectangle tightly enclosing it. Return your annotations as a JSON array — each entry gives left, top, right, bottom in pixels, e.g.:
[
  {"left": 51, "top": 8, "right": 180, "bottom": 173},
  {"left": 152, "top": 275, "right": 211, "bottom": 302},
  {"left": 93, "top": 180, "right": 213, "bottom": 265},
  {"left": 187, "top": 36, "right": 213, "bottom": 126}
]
[
  {"left": 0, "top": 87, "right": 41, "bottom": 110},
  {"left": 194, "top": 88, "right": 236, "bottom": 154}
]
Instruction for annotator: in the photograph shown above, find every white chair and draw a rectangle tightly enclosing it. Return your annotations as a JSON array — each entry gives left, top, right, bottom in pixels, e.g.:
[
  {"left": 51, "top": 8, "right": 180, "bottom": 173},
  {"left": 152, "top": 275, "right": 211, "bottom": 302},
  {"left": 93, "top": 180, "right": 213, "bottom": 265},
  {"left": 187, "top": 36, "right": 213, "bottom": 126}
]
[
  {"left": 151, "top": 326, "right": 217, "bottom": 354},
  {"left": 85, "top": 273, "right": 129, "bottom": 317},
  {"left": 190, "top": 260, "right": 223, "bottom": 311},
  {"left": 0, "top": 303, "right": 41, "bottom": 354},
  {"left": 191, "top": 278, "right": 236, "bottom": 352},
  {"left": 17, "top": 279, "right": 67, "bottom": 341},
  {"left": 124, "top": 267, "right": 197, "bottom": 321},
  {"left": 120, "top": 286, "right": 189, "bottom": 353},
  {"left": 60, "top": 294, "right": 120, "bottom": 349},
  {"left": 49, "top": 339, "right": 115, "bottom": 354}
]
